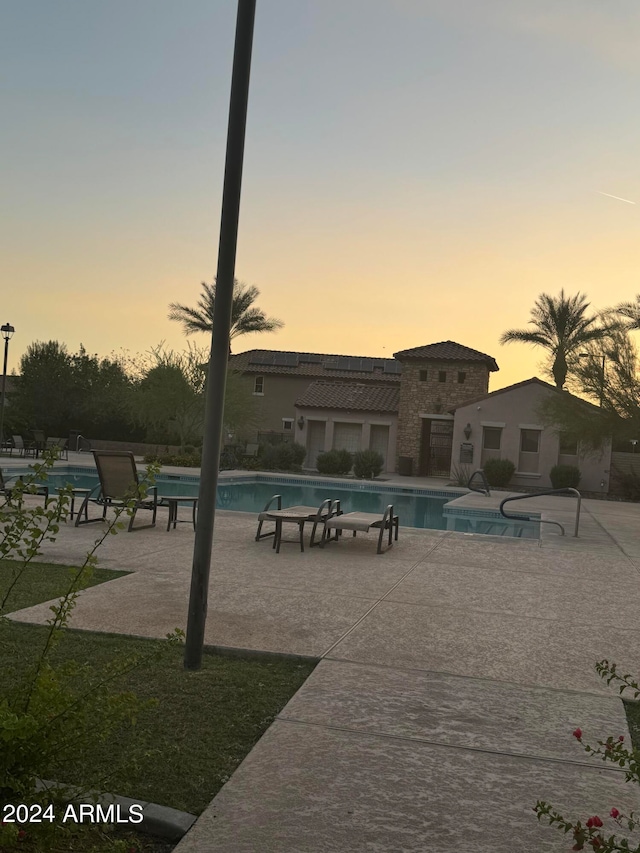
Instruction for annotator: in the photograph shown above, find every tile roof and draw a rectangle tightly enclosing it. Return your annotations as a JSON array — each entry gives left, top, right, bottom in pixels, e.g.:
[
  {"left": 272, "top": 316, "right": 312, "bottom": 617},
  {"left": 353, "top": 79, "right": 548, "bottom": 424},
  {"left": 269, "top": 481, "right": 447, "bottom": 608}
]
[
  {"left": 229, "top": 349, "right": 401, "bottom": 383},
  {"left": 393, "top": 341, "right": 499, "bottom": 371},
  {"left": 295, "top": 382, "right": 400, "bottom": 413},
  {"left": 448, "top": 376, "right": 602, "bottom": 413}
]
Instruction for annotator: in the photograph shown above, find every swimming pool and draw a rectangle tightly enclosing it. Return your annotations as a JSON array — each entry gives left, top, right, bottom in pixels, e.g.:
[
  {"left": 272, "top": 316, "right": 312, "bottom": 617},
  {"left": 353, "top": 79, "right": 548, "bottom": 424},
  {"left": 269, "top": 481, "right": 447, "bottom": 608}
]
[{"left": 3, "top": 466, "right": 539, "bottom": 538}]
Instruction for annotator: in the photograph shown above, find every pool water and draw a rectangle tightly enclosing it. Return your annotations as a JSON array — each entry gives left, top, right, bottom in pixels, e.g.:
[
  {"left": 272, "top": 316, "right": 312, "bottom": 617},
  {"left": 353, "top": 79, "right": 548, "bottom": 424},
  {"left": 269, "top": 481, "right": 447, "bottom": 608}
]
[
  {"left": 39, "top": 472, "right": 452, "bottom": 531},
  {"left": 8, "top": 468, "right": 539, "bottom": 538}
]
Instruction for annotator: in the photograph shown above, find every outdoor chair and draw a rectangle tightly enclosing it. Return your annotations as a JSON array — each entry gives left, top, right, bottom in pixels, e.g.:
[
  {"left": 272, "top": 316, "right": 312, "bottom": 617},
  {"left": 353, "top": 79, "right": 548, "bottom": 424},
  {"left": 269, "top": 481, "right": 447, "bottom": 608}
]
[
  {"left": 0, "top": 468, "right": 49, "bottom": 504},
  {"left": 242, "top": 443, "right": 259, "bottom": 461},
  {"left": 45, "top": 437, "right": 69, "bottom": 460},
  {"left": 321, "top": 504, "right": 399, "bottom": 554},
  {"left": 255, "top": 494, "right": 342, "bottom": 552},
  {"left": 27, "top": 430, "right": 47, "bottom": 458},
  {"left": 12, "top": 435, "right": 31, "bottom": 458},
  {"left": 75, "top": 451, "right": 157, "bottom": 532}
]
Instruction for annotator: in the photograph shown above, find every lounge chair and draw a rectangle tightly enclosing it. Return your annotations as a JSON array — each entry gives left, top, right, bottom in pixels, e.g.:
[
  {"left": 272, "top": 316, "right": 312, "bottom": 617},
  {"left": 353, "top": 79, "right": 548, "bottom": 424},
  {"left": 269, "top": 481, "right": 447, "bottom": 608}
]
[
  {"left": 242, "top": 443, "right": 259, "bottom": 461},
  {"left": 75, "top": 451, "right": 157, "bottom": 532},
  {"left": 0, "top": 468, "right": 49, "bottom": 504},
  {"left": 45, "top": 437, "right": 69, "bottom": 460},
  {"left": 12, "top": 435, "right": 30, "bottom": 458},
  {"left": 255, "top": 494, "right": 342, "bottom": 552},
  {"left": 26, "top": 430, "right": 46, "bottom": 458},
  {"left": 321, "top": 504, "right": 399, "bottom": 554}
]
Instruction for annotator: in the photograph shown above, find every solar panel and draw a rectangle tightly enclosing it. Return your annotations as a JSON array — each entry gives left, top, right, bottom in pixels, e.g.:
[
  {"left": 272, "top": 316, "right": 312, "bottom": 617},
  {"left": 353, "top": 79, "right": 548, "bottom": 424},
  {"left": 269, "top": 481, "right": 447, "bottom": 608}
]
[
  {"left": 248, "top": 353, "right": 272, "bottom": 365},
  {"left": 299, "top": 354, "right": 322, "bottom": 363},
  {"left": 383, "top": 360, "right": 402, "bottom": 374},
  {"left": 273, "top": 353, "right": 299, "bottom": 367}
]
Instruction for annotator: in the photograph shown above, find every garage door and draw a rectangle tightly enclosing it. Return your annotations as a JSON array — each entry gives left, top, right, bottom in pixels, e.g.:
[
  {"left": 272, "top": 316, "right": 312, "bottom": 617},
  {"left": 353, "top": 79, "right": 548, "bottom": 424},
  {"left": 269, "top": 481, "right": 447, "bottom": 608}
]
[{"left": 333, "top": 422, "right": 362, "bottom": 453}]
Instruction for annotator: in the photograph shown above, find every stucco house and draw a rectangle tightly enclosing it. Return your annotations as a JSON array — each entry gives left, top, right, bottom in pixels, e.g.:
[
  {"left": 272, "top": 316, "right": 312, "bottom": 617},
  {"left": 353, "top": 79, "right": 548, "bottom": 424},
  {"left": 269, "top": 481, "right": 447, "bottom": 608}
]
[
  {"left": 230, "top": 340, "right": 501, "bottom": 474},
  {"left": 449, "top": 377, "right": 612, "bottom": 494},
  {"left": 295, "top": 382, "right": 399, "bottom": 472}
]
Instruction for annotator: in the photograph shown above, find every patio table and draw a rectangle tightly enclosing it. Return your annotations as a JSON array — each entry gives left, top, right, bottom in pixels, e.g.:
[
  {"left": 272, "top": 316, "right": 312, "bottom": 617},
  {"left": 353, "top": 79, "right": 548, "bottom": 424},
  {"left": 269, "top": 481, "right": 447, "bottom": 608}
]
[
  {"left": 265, "top": 509, "right": 317, "bottom": 553},
  {"left": 158, "top": 495, "right": 198, "bottom": 532}
]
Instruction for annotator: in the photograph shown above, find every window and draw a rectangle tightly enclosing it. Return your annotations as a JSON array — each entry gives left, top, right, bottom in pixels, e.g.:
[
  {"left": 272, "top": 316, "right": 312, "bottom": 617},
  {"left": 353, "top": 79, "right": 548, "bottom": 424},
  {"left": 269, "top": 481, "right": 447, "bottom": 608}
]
[
  {"left": 282, "top": 418, "right": 294, "bottom": 432},
  {"left": 438, "top": 371, "right": 447, "bottom": 383},
  {"left": 559, "top": 431, "right": 578, "bottom": 455},
  {"left": 520, "top": 429, "right": 540, "bottom": 453},
  {"left": 457, "top": 371, "right": 466, "bottom": 384},
  {"left": 482, "top": 427, "right": 501, "bottom": 450},
  {"left": 419, "top": 370, "right": 428, "bottom": 382},
  {"left": 253, "top": 376, "right": 264, "bottom": 395}
]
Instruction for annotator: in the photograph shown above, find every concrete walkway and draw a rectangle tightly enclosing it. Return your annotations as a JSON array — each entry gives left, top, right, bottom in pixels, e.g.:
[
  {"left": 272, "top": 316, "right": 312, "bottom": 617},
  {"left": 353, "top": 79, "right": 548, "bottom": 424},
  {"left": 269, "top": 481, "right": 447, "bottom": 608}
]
[{"left": 6, "top": 481, "right": 640, "bottom": 850}]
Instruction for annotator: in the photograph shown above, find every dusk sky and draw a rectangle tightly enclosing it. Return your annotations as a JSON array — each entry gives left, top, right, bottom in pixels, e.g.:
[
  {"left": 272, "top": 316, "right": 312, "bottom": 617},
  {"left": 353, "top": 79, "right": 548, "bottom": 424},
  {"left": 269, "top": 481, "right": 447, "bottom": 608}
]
[{"left": 2, "top": 0, "right": 639, "bottom": 390}]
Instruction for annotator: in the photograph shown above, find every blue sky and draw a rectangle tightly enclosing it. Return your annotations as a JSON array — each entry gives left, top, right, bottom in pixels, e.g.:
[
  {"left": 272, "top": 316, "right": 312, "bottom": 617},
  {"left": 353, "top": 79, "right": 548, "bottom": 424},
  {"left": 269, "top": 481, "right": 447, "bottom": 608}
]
[{"left": 2, "top": 0, "right": 639, "bottom": 389}]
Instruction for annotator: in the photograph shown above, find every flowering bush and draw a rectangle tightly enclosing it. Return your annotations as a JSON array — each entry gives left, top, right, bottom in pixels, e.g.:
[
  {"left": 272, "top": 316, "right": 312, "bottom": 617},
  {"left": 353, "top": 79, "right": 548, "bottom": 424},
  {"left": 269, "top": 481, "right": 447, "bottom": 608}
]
[{"left": 535, "top": 660, "right": 640, "bottom": 851}]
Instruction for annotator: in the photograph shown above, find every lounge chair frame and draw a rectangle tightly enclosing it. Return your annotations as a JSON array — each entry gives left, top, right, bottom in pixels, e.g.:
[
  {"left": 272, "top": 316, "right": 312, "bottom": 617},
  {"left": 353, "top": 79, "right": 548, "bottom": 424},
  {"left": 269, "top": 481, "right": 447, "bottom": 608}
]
[
  {"left": 75, "top": 451, "right": 157, "bottom": 532},
  {"left": 255, "top": 494, "right": 342, "bottom": 551},
  {"left": 321, "top": 504, "right": 399, "bottom": 554},
  {"left": 0, "top": 468, "right": 49, "bottom": 504}
]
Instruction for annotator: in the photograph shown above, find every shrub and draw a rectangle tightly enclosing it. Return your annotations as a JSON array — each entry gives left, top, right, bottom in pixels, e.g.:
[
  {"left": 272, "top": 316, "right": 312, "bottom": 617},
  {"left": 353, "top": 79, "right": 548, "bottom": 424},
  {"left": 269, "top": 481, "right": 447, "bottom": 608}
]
[
  {"left": 143, "top": 452, "right": 201, "bottom": 468},
  {"left": 482, "top": 458, "right": 515, "bottom": 487},
  {"left": 535, "top": 660, "right": 640, "bottom": 851},
  {"left": 259, "top": 442, "right": 306, "bottom": 472},
  {"left": 316, "top": 449, "right": 353, "bottom": 476},
  {"left": 353, "top": 449, "right": 384, "bottom": 479},
  {"left": 549, "top": 464, "right": 581, "bottom": 489},
  {"left": 610, "top": 464, "right": 640, "bottom": 501},
  {"left": 0, "top": 454, "right": 181, "bottom": 848},
  {"left": 449, "top": 463, "right": 471, "bottom": 487}
]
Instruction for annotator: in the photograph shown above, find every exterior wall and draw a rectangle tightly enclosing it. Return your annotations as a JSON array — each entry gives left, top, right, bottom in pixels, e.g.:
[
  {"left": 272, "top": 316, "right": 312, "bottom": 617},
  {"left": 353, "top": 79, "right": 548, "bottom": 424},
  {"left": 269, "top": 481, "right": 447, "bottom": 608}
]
[
  {"left": 451, "top": 383, "right": 612, "bottom": 494},
  {"left": 396, "top": 360, "right": 490, "bottom": 468},
  {"left": 239, "top": 373, "right": 399, "bottom": 439},
  {"left": 295, "top": 406, "right": 398, "bottom": 472},
  {"left": 240, "top": 374, "right": 314, "bottom": 437}
]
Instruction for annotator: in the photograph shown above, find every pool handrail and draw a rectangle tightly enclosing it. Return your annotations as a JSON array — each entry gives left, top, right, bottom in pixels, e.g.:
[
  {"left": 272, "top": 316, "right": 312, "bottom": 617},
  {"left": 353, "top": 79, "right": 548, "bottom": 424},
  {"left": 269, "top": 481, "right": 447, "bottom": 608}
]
[
  {"left": 467, "top": 469, "right": 491, "bottom": 496},
  {"left": 499, "top": 488, "right": 582, "bottom": 537}
]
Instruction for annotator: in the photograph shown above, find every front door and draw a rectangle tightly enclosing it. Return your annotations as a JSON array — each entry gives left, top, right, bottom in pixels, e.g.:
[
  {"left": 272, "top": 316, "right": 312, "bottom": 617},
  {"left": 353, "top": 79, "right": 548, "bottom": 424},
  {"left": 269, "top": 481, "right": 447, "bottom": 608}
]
[
  {"left": 419, "top": 419, "right": 454, "bottom": 477},
  {"left": 306, "top": 421, "right": 326, "bottom": 468}
]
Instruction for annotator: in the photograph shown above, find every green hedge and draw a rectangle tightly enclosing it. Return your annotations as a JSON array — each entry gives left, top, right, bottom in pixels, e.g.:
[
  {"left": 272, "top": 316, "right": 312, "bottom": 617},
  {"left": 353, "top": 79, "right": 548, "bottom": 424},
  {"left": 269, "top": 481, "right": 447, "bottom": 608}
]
[
  {"left": 316, "top": 449, "right": 353, "bottom": 476},
  {"left": 482, "top": 458, "right": 515, "bottom": 487}
]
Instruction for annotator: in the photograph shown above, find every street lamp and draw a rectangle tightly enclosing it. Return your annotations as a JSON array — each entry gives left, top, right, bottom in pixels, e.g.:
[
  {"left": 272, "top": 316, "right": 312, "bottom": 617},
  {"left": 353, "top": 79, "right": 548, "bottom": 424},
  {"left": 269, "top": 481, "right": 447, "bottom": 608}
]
[
  {"left": 578, "top": 352, "right": 606, "bottom": 407},
  {"left": 0, "top": 323, "right": 15, "bottom": 454}
]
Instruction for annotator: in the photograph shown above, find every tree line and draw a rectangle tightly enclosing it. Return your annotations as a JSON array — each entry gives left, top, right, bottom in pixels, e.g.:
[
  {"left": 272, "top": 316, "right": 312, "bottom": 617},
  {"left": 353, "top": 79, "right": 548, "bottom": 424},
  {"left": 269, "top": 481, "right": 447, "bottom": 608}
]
[{"left": 5, "top": 278, "right": 284, "bottom": 447}]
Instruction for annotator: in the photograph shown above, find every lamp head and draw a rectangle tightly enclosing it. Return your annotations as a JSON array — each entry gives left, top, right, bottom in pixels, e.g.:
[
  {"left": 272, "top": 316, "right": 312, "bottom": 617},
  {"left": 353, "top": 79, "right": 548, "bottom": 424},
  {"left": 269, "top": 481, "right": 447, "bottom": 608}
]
[{"left": 0, "top": 323, "right": 15, "bottom": 342}]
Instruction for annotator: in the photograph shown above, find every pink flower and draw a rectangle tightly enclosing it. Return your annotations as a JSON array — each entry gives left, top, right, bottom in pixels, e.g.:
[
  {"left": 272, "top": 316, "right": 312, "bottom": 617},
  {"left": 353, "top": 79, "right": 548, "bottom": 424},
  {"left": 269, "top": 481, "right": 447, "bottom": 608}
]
[
  {"left": 586, "top": 816, "right": 603, "bottom": 829},
  {"left": 610, "top": 807, "right": 620, "bottom": 818},
  {"left": 618, "top": 735, "right": 624, "bottom": 742},
  {"left": 573, "top": 728, "right": 583, "bottom": 740}
]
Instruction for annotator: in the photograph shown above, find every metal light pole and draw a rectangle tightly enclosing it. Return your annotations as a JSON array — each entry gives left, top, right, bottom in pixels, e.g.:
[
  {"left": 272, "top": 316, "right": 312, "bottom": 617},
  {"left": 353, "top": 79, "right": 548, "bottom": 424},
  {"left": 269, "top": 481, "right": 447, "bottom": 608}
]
[
  {"left": 0, "top": 323, "right": 15, "bottom": 454},
  {"left": 184, "top": 0, "right": 257, "bottom": 670}
]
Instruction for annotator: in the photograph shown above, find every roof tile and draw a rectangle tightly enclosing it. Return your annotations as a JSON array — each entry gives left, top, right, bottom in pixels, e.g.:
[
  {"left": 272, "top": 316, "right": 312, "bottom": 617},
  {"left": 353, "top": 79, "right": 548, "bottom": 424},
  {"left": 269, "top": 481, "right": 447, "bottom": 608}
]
[
  {"left": 295, "top": 382, "right": 399, "bottom": 413},
  {"left": 393, "top": 340, "right": 499, "bottom": 371}
]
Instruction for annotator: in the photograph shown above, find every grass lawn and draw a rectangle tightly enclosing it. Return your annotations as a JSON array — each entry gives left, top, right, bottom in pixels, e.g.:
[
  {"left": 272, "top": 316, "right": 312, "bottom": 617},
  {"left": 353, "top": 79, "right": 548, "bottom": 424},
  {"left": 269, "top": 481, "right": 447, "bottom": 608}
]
[
  {"left": 1, "top": 558, "right": 316, "bottom": 850},
  {"left": 0, "top": 558, "right": 129, "bottom": 613}
]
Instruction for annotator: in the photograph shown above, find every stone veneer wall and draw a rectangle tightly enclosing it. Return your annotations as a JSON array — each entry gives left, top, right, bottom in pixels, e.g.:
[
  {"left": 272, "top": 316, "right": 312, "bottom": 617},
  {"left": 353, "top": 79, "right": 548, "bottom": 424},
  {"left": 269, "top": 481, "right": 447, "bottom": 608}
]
[{"left": 395, "top": 361, "right": 490, "bottom": 468}]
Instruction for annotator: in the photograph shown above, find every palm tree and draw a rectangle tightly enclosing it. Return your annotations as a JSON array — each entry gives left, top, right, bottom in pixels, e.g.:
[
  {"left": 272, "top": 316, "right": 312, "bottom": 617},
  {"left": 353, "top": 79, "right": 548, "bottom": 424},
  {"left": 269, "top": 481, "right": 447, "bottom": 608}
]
[
  {"left": 168, "top": 279, "right": 284, "bottom": 353},
  {"left": 611, "top": 295, "right": 640, "bottom": 330},
  {"left": 499, "top": 290, "right": 614, "bottom": 389}
]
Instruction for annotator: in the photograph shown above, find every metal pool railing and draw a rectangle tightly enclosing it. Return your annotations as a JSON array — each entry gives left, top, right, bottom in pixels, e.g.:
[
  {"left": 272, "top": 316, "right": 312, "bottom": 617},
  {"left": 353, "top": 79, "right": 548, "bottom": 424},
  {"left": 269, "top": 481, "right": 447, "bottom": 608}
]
[{"left": 499, "top": 488, "right": 582, "bottom": 537}]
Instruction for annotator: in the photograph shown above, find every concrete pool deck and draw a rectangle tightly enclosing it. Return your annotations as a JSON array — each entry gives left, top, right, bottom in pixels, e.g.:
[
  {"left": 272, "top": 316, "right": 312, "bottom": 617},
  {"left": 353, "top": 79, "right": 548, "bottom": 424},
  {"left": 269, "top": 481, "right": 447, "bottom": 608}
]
[{"left": 4, "top": 462, "right": 640, "bottom": 850}]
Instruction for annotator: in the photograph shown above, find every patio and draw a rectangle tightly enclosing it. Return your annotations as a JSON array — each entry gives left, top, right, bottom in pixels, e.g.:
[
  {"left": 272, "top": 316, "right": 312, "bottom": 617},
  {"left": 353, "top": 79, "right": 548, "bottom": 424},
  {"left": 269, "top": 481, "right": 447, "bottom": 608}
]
[{"left": 5, "top": 472, "right": 640, "bottom": 850}]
